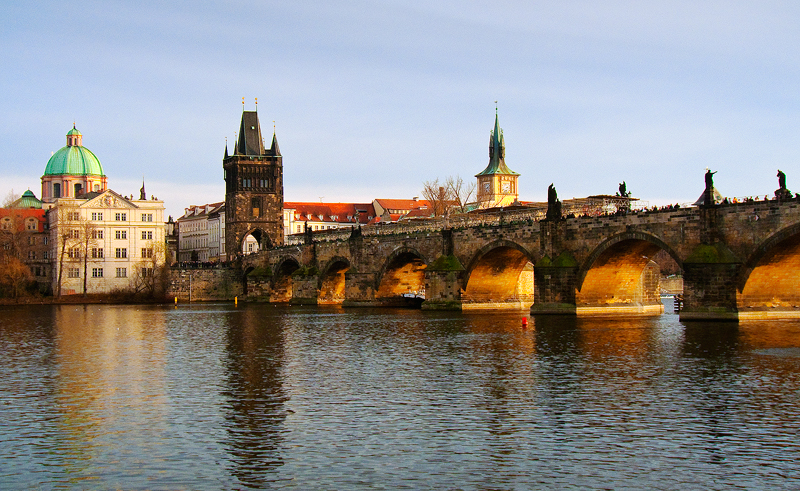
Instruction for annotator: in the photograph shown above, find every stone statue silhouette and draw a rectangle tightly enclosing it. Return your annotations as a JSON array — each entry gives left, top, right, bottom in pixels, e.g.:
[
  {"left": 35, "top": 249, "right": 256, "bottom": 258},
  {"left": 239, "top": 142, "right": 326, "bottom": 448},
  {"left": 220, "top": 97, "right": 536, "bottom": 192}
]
[
  {"left": 546, "top": 184, "right": 562, "bottom": 221},
  {"left": 704, "top": 169, "right": 716, "bottom": 191},
  {"left": 703, "top": 168, "right": 717, "bottom": 207},
  {"left": 618, "top": 181, "right": 629, "bottom": 198},
  {"left": 775, "top": 169, "right": 791, "bottom": 199}
]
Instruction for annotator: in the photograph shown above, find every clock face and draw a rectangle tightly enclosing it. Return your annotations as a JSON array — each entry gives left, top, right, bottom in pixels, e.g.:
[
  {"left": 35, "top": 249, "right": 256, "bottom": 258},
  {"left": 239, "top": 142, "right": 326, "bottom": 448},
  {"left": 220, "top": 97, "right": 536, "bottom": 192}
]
[
  {"left": 483, "top": 182, "right": 490, "bottom": 193},
  {"left": 501, "top": 182, "right": 510, "bottom": 193}
]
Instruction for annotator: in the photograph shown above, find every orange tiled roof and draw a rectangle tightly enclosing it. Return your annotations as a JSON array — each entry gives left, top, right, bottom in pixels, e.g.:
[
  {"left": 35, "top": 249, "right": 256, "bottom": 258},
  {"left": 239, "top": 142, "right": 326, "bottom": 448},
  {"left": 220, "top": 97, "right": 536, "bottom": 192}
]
[
  {"left": 0, "top": 208, "right": 47, "bottom": 232},
  {"left": 284, "top": 202, "right": 376, "bottom": 224}
]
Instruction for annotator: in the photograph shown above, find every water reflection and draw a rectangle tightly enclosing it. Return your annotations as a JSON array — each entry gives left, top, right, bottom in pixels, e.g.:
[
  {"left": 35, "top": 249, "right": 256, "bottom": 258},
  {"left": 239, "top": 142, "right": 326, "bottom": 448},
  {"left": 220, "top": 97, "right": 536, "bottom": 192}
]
[
  {"left": 1, "top": 304, "right": 800, "bottom": 488},
  {"left": 223, "top": 305, "right": 289, "bottom": 488}
]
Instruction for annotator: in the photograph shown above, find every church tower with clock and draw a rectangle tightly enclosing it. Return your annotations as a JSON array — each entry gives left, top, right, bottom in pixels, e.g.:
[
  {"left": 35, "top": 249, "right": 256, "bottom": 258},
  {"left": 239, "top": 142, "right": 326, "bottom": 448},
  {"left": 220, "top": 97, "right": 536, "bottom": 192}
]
[
  {"left": 475, "top": 110, "right": 519, "bottom": 208},
  {"left": 223, "top": 106, "right": 283, "bottom": 259}
]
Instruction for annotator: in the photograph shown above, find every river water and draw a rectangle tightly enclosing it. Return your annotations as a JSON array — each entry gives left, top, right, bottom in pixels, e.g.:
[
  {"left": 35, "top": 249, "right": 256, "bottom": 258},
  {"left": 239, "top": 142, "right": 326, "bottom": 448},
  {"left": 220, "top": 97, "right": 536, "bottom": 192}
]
[{"left": 1, "top": 301, "right": 799, "bottom": 489}]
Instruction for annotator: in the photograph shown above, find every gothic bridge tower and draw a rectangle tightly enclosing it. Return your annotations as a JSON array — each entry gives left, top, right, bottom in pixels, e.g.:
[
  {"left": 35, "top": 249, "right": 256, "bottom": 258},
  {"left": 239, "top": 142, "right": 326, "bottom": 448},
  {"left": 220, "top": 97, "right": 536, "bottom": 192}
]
[{"left": 224, "top": 109, "right": 283, "bottom": 259}]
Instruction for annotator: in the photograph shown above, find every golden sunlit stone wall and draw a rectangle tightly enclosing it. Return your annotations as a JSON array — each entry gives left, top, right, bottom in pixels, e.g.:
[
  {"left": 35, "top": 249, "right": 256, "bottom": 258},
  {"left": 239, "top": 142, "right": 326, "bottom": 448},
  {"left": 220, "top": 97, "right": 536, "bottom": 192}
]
[{"left": 739, "top": 234, "right": 800, "bottom": 314}]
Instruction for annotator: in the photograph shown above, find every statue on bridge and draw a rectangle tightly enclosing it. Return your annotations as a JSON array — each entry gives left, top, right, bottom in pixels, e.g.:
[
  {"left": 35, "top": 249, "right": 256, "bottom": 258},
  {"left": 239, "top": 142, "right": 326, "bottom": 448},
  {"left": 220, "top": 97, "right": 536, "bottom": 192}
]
[
  {"left": 775, "top": 169, "right": 792, "bottom": 199},
  {"left": 617, "top": 181, "right": 631, "bottom": 198},
  {"left": 546, "top": 183, "right": 562, "bottom": 221},
  {"left": 703, "top": 168, "right": 717, "bottom": 207}
]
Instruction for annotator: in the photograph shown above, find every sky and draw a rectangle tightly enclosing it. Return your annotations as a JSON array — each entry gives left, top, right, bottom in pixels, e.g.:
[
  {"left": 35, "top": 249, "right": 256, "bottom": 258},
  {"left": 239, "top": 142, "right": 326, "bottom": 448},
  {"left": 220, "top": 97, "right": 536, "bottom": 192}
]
[{"left": 3, "top": 1, "right": 800, "bottom": 219}]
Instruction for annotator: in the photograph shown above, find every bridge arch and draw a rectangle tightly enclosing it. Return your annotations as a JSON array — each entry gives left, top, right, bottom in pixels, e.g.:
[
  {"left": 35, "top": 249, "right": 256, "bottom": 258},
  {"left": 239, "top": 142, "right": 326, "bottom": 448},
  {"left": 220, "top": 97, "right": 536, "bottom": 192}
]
[
  {"left": 463, "top": 239, "right": 537, "bottom": 309},
  {"left": 738, "top": 222, "right": 800, "bottom": 311},
  {"left": 318, "top": 256, "right": 351, "bottom": 304},
  {"left": 271, "top": 257, "right": 301, "bottom": 302},
  {"left": 576, "top": 232, "right": 681, "bottom": 314},
  {"left": 375, "top": 246, "right": 428, "bottom": 304}
]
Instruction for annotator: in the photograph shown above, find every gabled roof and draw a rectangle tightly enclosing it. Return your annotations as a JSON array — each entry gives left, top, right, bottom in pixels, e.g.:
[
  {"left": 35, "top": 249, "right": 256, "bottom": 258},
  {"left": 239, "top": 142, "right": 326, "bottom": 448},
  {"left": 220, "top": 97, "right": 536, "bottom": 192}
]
[
  {"left": 81, "top": 189, "right": 139, "bottom": 209},
  {"left": 179, "top": 201, "right": 225, "bottom": 220},
  {"left": 373, "top": 198, "right": 431, "bottom": 211}
]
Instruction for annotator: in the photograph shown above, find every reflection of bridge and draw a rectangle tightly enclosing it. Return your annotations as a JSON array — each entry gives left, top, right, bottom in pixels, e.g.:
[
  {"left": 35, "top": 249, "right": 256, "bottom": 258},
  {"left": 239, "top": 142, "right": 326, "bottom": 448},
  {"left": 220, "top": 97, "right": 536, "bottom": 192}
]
[{"left": 242, "top": 200, "right": 800, "bottom": 320}]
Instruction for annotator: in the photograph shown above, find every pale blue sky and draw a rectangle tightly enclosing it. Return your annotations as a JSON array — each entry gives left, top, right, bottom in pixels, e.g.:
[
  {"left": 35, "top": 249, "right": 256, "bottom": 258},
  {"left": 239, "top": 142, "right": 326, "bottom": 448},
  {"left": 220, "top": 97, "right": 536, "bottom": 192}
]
[{"left": 3, "top": 1, "right": 799, "bottom": 218}]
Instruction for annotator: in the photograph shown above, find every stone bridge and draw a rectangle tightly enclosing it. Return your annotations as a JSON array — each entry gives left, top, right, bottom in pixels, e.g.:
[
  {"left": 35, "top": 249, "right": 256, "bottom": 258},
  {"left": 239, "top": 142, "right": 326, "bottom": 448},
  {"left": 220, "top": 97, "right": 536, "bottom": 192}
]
[{"left": 241, "top": 199, "right": 800, "bottom": 320}]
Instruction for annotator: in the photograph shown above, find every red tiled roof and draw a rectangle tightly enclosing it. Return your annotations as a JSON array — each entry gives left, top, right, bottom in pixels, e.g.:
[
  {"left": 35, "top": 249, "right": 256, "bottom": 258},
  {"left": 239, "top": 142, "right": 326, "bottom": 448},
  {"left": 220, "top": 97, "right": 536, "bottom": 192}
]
[
  {"left": 0, "top": 208, "right": 47, "bottom": 232},
  {"left": 284, "top": 202, "right": 376, "bottom": 224},
  {"left": 374, "top": 198, "right": 431, "bottom": 210}
]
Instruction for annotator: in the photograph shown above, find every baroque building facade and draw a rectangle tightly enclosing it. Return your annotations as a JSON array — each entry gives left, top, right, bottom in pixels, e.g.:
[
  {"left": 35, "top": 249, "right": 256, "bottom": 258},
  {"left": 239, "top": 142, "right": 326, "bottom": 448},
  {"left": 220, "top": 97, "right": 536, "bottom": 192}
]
[
  {"left": 223, "top": 110, "right": 283, "bottom": 259},
  {"left": 41, "top": 126, "right": 166, "bottom": 295}
]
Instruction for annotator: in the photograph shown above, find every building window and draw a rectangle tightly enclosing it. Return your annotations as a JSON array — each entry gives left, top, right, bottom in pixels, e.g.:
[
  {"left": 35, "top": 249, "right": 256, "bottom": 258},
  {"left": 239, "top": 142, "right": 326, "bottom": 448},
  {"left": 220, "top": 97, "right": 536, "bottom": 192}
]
[
  {"left": 141, "top": 248, "right": 153, "bottom": 259},
  {"left": 91, "top": 212, "right": 103, "bottom": 221},
  {"left": 68, "top": 247, "right": 80, "bottom": 259},
  {"left": 67, "top": 268, "right": 80, "bottom": 278},
  {"left": 142, "top": 231, "right": 153, "bottom": 240},
  {"left": 92, "top": 268, "right": 104, "bottom": 278},
  {"left": 242, "top": 178, "right": 252, "bottom": 188},
  {"left": 115, "top": 248, "right": 127, "bottom": 258},
  {"left": 67, "top": 229, "right": 80, "bottom": 239},
  {"left": 115, "top": 213, "right": 127, "bottom": 221},
  {"left": 1, "top": 218, "right": 10, "bottom": 230},
  {"left": 252, "top": 197, "right": 261, "bottom": 218},
  {"left": 115, "top": 230, "right": 127, "bottom": 240},
  {"left": 68, "top": 212, "right": 80, "bottom": 221},
  {"left": 43, "top": 251, "right": 49, "bottom": 259},
  {"left": 28, "top": 251, "right": 36, "bottom": 260},
  {"left": 91, "top": 248, "right": 104, "bottom": 259},
  {"left": 116, "top": 267, "right": 127, "bottom": 278},
  {"left": 53, "top": 183, "right": 61, "bottom": 198},
  {"left": 142, "top": 267, "right": 153, "bottom": 278},
  {"left": 26, "top": 219, "right": 37, "bottom": 231},
  {"left": 92, "top": 230, "right": 103, "bottom": 239},
  {"left": 43, "top": 236, "right": 48, "bottom": 245},
  {"left": 142, "top": 213, "right": 153, "bottom": 222},
  {"left": 28, "top": 236, "right": 36, "bottom": 245}
]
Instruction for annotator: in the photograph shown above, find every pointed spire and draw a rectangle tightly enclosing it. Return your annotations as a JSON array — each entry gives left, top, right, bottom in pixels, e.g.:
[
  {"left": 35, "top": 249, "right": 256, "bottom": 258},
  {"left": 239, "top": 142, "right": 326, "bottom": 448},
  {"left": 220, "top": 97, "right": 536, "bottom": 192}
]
[
  {"left": 270, "top": 130, "right": 281, "bottom": 156},
  {"left": 476, "top": 108, "right": 518, "bottom": 177},
  {"left": 224, "top": 136, "right": 229, "bottom": 158},
  {"left": 237, "top": 110, "right": 265, "bottom": 155}
]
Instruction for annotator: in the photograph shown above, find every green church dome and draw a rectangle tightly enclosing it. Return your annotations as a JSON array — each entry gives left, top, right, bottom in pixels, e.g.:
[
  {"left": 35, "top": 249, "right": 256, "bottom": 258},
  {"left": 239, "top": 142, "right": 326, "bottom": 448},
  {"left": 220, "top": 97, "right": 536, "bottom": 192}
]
[
  {"left": 11, "top": 190, "right": 42, "bottom": 209},
  {"left": 44, "top": 126, "right": 105, "bottom": 177}
]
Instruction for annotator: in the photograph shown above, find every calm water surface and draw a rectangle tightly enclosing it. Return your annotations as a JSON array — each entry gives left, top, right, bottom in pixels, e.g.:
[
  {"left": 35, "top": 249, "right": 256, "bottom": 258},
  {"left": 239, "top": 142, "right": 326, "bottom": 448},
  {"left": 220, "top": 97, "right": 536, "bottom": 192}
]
[{"left": 1, "top": 302, "right": 799, "bottom": 489}]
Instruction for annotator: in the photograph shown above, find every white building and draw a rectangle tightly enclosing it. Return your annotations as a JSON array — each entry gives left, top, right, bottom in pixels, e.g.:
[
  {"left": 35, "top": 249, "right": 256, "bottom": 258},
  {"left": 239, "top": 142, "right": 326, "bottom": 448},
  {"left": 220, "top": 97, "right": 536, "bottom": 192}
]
[
  {"left": 41, "top": 125, "right": 167, "bottom": 295},
  {"left": 49, "top": 190, "right": 166, "bottom": 295},
  {"left": 177, "top": 202, "right": 225, "bottom": 263}
]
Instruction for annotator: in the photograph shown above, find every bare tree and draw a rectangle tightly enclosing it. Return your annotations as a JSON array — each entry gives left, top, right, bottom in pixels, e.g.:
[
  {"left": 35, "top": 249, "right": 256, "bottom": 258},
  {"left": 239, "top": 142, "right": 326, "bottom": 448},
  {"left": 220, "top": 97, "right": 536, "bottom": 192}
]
[
  {"left": 421, "top": 178, "right": 449, "bottom": 217},
  {"left": 2, "top": 190, "right": 20, "bottom": 208},
  {"left": 445, "top": 176, "right": 476, "bottom": 215},
  {"left": 130, "top": 240, "right": 170, "bottom": 299},
  {"left": 422, "top": 175, "right": 477, "bottom": 217},
  {"left": 78, "top": 219, "right": 99, "bottom": 296},
  {"left": 53, "top": 203, "right": 82, "bottom": 297}
]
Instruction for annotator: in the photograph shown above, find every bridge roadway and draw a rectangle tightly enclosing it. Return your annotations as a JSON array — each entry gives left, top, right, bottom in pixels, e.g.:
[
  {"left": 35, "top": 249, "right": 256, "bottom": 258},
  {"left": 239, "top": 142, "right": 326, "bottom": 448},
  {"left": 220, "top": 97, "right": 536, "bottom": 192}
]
[{"left": 242, "top": 199, "right": 800, "bottom": 321}]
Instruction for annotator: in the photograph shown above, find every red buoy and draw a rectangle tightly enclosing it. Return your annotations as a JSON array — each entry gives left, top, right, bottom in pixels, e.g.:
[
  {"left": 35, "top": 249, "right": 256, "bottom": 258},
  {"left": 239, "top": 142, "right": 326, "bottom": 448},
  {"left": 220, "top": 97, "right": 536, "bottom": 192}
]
[{"left": 521, "top": 317, "right": 528, "bottom": 328}]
